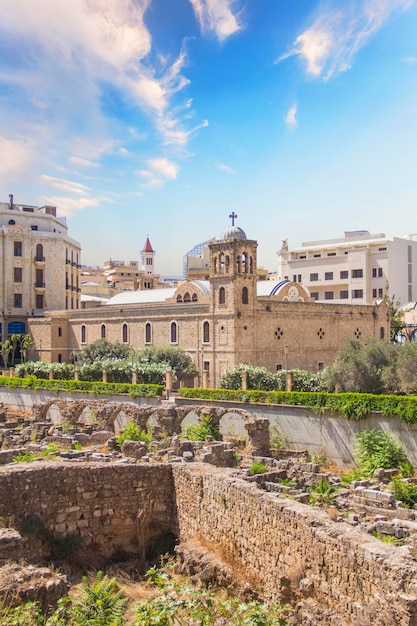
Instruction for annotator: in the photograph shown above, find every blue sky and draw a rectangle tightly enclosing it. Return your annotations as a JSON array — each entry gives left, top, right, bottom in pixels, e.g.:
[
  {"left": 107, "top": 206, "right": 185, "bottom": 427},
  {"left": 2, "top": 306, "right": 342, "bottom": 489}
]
[{"left": 1, "top": 0, "right": 416, "bottom": 276}]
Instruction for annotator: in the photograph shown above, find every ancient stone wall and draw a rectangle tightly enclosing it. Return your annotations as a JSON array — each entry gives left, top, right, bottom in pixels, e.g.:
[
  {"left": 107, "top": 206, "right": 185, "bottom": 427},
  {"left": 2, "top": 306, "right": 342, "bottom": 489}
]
[
  {"left": 172, "top": 463, "right": 417, "bottom": 626},
  {"left": 0, "top": 463, "right": 175, "bottom": 562}
]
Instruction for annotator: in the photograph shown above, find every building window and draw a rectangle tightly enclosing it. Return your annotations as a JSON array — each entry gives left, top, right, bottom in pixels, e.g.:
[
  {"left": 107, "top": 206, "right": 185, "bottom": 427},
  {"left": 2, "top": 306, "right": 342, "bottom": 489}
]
[
  {"left": 340, "top": 290, "right": 349, "bottom": 299},
  {"left": 183, "top": 292, "right": 191, "bottom": 302},
  {"left": 219, "top": 287, "right": 226, "bottom": 305},
  {"left": 276, "top": 364, "right": 282, "bottom": 371},
  {"left": 372, "top": 268, "right": 377, "bottom": 278},
  {"left": 203, "top": 321, "right": 210, "bottom": 343},
  {"left": 372, "top": 289, "right": 377, "bottom": 298},
  {"left": 145, "top": 322, "right": 152, "bottom": 344},
  {"left": 101, "top": 324, "right": 106, "bottom": 339},
  {"left": 378, "top": 288, "right": 383, "bottom": 298},
  {"left": 310, "top": 292, "right": 318, "bottom": 300},
  {"left": 378, "top": 247, "right": 387, "bottom": 252},
  {"left": 313, "top": 254, "right": 321, "bottom": 258},
  {"left": 31, "top": 225, "right": 38, "bottom": 231},
  {"left": 14, "top": 293, "right": 22, "bottom": 308},
  {"left": 324, "top": 291, "right": 334, "bottom": 300},
  {"left": 35, "top": 294, "right": 44, "bottom": 309},
  {"left": 35, "top": 243, "right": 44, "bottom": 261},
  {"left": 192, "top": 293, "right": 198, "bottom": 302},
  {"left": 122, "top": 323, "right": 128, "bottom": 344},
  {"left": 380, "top": 327, "right": 385, "bottom": 340},
  {"left": 310, "top": 273, "right": 318, "bottom": 282},
  {"left": 325, "top": 272, "right": 333, "bottom": 280},
  {"left": 318, "top": 362, "right": 324, "bottom": 371},
  {"left": 35, "top": 268, "right": 44, "bottom": 287},
  {"left": 378, "top": 268, "right": 383, "bottom": 277},
  {"left": 298, "top": 274, "right": 301, "bottom": 282},
  {"left": 242, "top": 286, "right": 249, "bottom": 304},
  {"left": 14, "top": 267, "right": 22, "bottom": 283},
  {"left": 170, "top": 321, "right": 178, "bottom": 344},
  {"left": 177, "top": 295, "right": 182, "bottom": 303},
  {"left": 352, "top": 289, "right": 363, "bottom": 299},
  {"left": 81, "top": 324, "right": 86, "bottom": 344},
  {"left": 58, "top": 327, "right": 62, "bottom": 337},
  {"left": 14, "top": 241, "right": 22, "bottom": 256},
  {"left": 340, "top": 270, "right": 348, "bottom": 279},
  {"left": 327, "top": 252, "right": 336, "bottom": 257},
  {"left": 352, "top": 269, "right": 363, "bottom": 278}
]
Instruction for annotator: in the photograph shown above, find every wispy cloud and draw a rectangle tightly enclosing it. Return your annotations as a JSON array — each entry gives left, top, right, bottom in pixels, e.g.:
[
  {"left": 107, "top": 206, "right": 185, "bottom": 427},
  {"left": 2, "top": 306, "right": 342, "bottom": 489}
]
[
  {"left": 217, "top": 163, "right": 237, "bottom": 174},
  {"left": 285, "top": 104, "right": 298, "bottom": 131},
  {"left": 189, "top": 0, "right": 243, "bottom": 41},
  {"left": 41, "top": 195, "right": 100, "bottom": 218},
  {"left": 41, "top": 175, "right": 90, "bottom": 195},
  {"left": 278, "top": 0, "right": 415, "bottom": 80},
  {"left": 0, "top": 0, "right": 203, "bottom": 192}
]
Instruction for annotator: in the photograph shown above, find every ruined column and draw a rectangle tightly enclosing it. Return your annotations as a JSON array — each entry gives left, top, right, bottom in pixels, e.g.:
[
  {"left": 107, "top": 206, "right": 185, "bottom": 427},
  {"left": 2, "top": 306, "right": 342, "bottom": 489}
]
[
  {"left": 132, "top": 371, "right": 137, "bottom": 385},
  {"left": 102, "top": 370, "right": 108, "bottom": 383},
  {"left": 165, "top": 369, "right": 173, "bottom": 399},
  {"left": 286, "top": 370, "right": 293, "bottom": 392}
]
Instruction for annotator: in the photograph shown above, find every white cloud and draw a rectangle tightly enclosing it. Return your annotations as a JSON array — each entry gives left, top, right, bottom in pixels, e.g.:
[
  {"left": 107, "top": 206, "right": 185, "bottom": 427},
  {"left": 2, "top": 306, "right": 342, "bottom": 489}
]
[
  {"left": 217, "top": 163, "right": 237, "bottom": 174},
  {"left": 278, "top": 0, "right": 415, "bottom": 80},
  {"left": 285, "top": 105, "right": 298, "bottom": 131},
  {"left": 148, "top": 158, "right": 180, "bottom": 180},
  {"left": 189, "top": 0, "right": 243, "bottom": 41},
  {"left": 41, "top": 195, "right": 100, "bottom": 218},
  {"left": 403, "top": 56, "right": 417, "bottom": 63},
  {"left": 69, "top": 156, "right": 99, "bottom": 169},
  {"left": 41, "top": 175, "right": 90, "bottom": 195}
]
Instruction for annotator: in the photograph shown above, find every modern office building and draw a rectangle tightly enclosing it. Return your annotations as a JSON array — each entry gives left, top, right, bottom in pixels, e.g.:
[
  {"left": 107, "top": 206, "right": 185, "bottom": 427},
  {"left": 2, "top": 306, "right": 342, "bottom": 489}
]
[{"left": 277, "top": 231, "right": 417, "bottom": 305}]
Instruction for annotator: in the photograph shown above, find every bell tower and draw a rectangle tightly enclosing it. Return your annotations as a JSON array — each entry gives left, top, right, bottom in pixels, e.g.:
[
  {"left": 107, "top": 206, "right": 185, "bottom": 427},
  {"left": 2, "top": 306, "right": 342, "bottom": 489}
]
[{"left": 209, "top": 213, "right": 258, "bottom": 314}]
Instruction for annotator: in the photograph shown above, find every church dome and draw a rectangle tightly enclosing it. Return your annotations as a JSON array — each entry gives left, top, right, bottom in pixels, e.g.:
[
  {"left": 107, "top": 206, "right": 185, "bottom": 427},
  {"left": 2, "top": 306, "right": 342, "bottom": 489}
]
[{"left": 220, "top": 225, "right": 247, "bottom": 240}]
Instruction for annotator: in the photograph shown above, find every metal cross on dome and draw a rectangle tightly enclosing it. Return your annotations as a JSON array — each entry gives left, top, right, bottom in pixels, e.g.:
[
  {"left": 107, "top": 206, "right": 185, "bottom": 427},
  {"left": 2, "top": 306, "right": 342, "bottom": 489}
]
[{"left": 229, "top": 212, "right": 238, "bottom": 226}]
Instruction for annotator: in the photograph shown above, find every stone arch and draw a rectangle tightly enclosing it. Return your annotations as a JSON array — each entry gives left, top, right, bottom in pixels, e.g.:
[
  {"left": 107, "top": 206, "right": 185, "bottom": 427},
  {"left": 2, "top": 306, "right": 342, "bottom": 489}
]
[
  {"left": 45, "top": 403, "right": 62, "bottom": 425},
  {"left": 219, "top": 411, "right": 247, "bottom": 439},
  {"left": 113, "top": 409, "right": 130, "bottom": 434},
  {"left": 179, "top": 410, "right": 199, "bottom": 433}
]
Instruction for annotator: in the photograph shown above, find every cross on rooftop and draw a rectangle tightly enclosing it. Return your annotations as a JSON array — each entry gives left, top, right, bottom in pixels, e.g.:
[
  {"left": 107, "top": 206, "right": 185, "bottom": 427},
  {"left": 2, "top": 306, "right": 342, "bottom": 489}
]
[{"left": 229, "top": 212, "right": 238, "bottom": 226}]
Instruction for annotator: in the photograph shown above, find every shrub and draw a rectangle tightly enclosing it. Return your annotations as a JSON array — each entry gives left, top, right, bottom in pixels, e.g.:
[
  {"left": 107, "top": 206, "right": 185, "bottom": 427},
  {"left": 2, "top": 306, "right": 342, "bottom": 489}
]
[
  {"left": 309, "top": 478, "right": 337, "bottom": 506},
  {"left": 71, "top": 571, "right": 129, "bottom": 626},
  {"left": 390, "top": 476, "right": 417, "bottom": 508},
  {"left": 116, "top": 422, "right": 153, "bottom": 448},
  {"left": 354, "top": 428, "right": 409, "bottom": 476},
  {"left": 186, "top": 414, "right": 220, "bottom": 441}
]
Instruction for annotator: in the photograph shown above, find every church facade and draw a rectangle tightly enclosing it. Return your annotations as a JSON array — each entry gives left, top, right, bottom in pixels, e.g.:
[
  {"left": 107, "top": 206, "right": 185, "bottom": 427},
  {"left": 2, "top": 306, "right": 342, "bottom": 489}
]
[{"left": 28, "top": 221, "right": 390, "bottom": 387}]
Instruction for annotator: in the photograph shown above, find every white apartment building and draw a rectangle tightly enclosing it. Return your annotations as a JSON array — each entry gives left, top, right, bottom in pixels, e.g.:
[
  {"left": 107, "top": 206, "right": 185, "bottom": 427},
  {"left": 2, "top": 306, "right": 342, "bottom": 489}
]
[
  {"left": 277, "top": 230, "right": 417, "bottom": 305},
  {"left": 0, "top": 195, "right": 81, "bottom": 343}
]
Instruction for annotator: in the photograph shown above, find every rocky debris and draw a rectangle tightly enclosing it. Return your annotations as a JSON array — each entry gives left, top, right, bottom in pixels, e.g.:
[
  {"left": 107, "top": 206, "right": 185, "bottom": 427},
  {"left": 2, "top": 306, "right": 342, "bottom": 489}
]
[
  {"left": 0, "top": 561, "right": 68, "bottom": 612},
  {"left": 121, "top": 440, "right": 148, "bottom": 459}
]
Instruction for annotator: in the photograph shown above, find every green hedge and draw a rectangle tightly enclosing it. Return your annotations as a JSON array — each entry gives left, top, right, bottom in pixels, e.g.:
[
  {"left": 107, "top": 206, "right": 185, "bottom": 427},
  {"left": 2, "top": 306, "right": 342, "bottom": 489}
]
[
  {"left": 178, "top": 388, "right": 417, "bottom": 424},
  {"left": 0, "top": 376, "right": 164, "bottom": 398}
]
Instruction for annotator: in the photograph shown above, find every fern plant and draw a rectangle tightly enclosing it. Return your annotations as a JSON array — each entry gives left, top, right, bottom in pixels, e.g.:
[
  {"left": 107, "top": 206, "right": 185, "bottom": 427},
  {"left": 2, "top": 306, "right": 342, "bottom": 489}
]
[{"left": 71, "top": 571, "right": 129, "bottom": 626}]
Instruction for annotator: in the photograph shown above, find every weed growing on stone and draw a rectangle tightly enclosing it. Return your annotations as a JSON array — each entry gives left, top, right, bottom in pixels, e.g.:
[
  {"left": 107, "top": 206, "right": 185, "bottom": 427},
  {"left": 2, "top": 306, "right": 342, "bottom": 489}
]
[
  {"left": 115, "top": 422, "right": 153, "bottom": 448},
  {"left": 309, "top": 478, "right": 337, "bottom": 506},
  {"left": 372, "top": 530, "right": 403, "bottom": 546},
  {"left": 249, "top": 461, "right": 268, "bottom": 476},
  {"left": 390, "top": 476, "right": 417, "bottom": 509}
]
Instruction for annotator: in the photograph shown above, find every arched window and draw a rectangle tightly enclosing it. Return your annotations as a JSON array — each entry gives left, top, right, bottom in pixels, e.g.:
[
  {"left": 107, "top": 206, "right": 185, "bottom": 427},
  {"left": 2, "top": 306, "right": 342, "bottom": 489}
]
[
  {"left": 203, "top": 321, "right": 210, "bottom": 343},
  {"left": 145, "top": 322, "right": 152, "bottom": 344},
  {"left": 236, "top": 255, "right": 241, "bottom": 273},
  {"left": 242, "top": 287, "right": 249, "bottom": 304},
  {"left": 170, "top": 321, "right": 178, "bottom": 344},
  {"left": 81, "top": 324, "right": 86, "bottom": 344},
  {"left": 225, "top": 256, "right": 230, "bottom": 273},
  {"left": 192, "top": 293, "right": 198, "bottom": 302},
  {"left": 101, "top": 324, "right": 106, "bottom": 339},
  {"left": 183, "top": 292, "right": 191, "bottom": 302},
  {"left": 249, "top": 257, "right": 253, "bottom": 274},
  {"left": 177, "top": 295, "right": 183, "bottom": 303},
  {"left": 220, "top": 254, "right": 225, "bottom": 272},
  {"left": 35, "top": 243, "right": 43, "bottom": 261},
  {"left": 242, "top": 252, "right": 248, "bottom": 273},
  {"left": 380, "top": 326, "right": 385, "bottom": 340},
  {"left": 122, "top": 323, "right": 128, "bottom": 343},
  {"left": 214, "top": 257, "right": 218, "bottom": 274},
  {"left": 219, "top": 287, "right": 226, "bottom": 305}
]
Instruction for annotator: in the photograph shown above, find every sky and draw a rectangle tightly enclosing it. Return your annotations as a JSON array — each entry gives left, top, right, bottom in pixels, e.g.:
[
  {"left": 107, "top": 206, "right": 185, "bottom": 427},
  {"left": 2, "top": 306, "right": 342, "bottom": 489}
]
[{"left": 0, "top": 0, "right": 417, "bottom": 276}]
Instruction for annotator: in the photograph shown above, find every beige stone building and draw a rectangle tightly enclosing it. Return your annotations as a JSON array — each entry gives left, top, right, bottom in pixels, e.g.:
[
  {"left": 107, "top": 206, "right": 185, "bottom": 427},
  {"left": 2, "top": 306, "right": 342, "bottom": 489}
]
[
  {"left": 29, "top": 220, "right": 389, "bottom": 383},
  {"left": 0, "top": 195, "right": 81, "bottom": 345}
]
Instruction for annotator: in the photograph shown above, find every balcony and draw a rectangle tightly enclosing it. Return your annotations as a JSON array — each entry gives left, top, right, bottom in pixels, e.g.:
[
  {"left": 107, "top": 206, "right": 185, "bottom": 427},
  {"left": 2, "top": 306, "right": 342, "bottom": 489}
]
[
  {"left": 34, "top": 282, "right": 46, "bottom": 290},
  {"left": 34, "top": 255, "right": 45, "bottom": 264}
]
